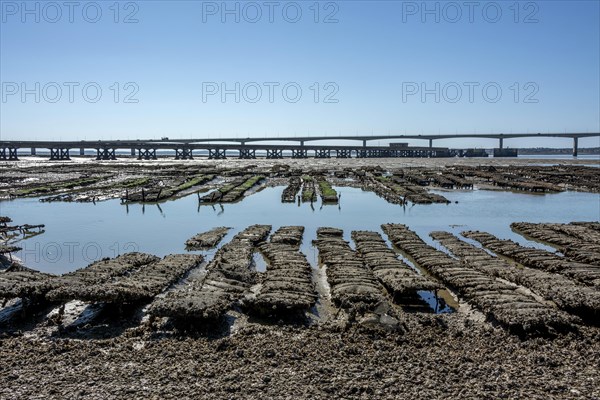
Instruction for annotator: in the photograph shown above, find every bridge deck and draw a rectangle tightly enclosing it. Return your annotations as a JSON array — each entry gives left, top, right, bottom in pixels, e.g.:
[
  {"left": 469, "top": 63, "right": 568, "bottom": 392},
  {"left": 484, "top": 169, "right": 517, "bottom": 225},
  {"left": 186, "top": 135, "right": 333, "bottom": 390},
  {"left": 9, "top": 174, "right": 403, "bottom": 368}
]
[{"left": 1, "top": 132, "right": 597, "bottom": 159}]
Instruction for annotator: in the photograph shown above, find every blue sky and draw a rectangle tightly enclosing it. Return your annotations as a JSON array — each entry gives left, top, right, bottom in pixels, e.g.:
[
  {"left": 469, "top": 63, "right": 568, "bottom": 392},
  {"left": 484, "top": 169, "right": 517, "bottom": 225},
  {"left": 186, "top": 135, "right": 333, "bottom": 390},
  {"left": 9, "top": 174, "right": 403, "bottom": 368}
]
[{"left": 1, "top": 0, "right": 599, "bottom": 148}]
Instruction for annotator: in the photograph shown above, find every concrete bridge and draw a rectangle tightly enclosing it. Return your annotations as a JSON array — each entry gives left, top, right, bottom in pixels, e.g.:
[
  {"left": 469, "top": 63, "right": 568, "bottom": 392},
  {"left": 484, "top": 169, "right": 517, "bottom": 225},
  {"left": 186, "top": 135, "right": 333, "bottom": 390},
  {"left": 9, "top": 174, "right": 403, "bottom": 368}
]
[
  {"left": 0, "top": 141, "right": 450, "bottom": 160},
  {"left": 0, "top": 132, "right": 597, "bottom": 160},
  {"left": 140, "top": 132, "right": 597, "bottom": 149}
]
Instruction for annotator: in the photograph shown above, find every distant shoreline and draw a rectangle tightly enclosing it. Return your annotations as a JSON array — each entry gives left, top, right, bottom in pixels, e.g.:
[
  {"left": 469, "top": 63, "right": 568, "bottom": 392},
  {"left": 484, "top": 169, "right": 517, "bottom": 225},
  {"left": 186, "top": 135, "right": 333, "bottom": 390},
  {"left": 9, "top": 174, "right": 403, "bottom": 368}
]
[
  {"left": 12, "top": 147, "right": 600, "bottom": 157},
  {"left": 516, "top": 147, "right": 599, "bottom": 155}
]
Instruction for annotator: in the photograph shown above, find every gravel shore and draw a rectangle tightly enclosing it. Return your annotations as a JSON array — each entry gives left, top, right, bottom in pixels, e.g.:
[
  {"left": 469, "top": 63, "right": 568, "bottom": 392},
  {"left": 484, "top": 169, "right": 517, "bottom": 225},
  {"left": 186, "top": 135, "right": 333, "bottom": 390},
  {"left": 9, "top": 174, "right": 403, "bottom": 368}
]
[{"left": 1, "top": 313, "right": 599, "bottom": 399}]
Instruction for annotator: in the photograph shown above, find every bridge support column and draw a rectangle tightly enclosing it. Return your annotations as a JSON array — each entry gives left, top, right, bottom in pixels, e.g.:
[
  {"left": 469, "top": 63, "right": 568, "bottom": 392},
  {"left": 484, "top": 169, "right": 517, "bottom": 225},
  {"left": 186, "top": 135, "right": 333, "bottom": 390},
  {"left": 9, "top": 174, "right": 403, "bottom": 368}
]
[
  {"left": 573, "top": 137, "right": 578, "bottom": 157},
  {"left": 31, "top": 147, "right": 36, "bottom": 156},
  {"left": 238, "top": 148, "right": 256, "bottom": 159},
  {"left": 208, "top": 148, "right": 226, "bottom": 160},
  {"left": 96, "top": 148, "right": 117, "bottom": 160},
  {"left": 175, "top": 148, "right": 193, "bottom": 160},
  {"left": 50, "top": 148, "right": 70, "bottom": 160},
  {"left": 429, "top": 139, "right": 433, "bottom": 148},
  {"left": 499, "top": 137, "right": 504, "bottom": 149},
  {"left": 315, "top": 149, "right": 331, "bottom": 158},
  {"left": 336, "top": 149, "right": 351, "bottom": 158},
  {"left": 0, "top": 148, "right": 19, "bottom": 161},
  {"left": 131, "top": 148, "right": 136, "bottom": 157},
  {"left": 80, "top": 148, "right": 85, "bottom": 156},
  {"left": 291, "top": 149, "right": 308, "bottom": 159},
  {"left": 138, "top": 148, "right": 157, "bottom": 160},
  {"left": 367, "top": 149, "right": 385, "bottom": 158},
  {"left": 362, "top": 140, "right": 367, "bottom": 148},
  {"left": 266, "top": 149, "right": 283, "bottom": 159}
]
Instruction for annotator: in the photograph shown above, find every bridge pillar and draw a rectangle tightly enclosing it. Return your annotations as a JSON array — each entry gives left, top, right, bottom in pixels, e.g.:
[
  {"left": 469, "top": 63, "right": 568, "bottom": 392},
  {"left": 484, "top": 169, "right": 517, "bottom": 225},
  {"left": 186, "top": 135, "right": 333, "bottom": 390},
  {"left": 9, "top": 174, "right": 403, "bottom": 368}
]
[
  {"left": 238, "top": 148, "right": 256, "bottom": 159},
  {"left": 80, "top": 148, "right": 85, "bottom": 156},
  {"left": 499, "top": 137, "right": 504, "bottom": 149},
  {"left": 336, "top": 149, "right": 351, "bottom": 158},
  {"left": 362, "top": 140, "right": 367, "bottom": 148},
  {"left": 266, "top": 149, "right": 283, "bottom": 159},
  {"left": 429, "top": 139, "right": 433, "bottom": 148},
  {"left": 131, "top": 148, "right": 136, "bottom": 157},
  {"left": 175, "top": 148, "right": 193, "bottom": 160},
  {"left": 96, "top": 148, "right": 117, "bottom": 160},
  {"left": 31, "top": 147, "right": 36, "bottom": 156},
  {"left": 0, "top": 148, "right": 19, "bottom": 161},
  {"left": 208, "top": 148, "right": 226, "bottom": 160},
  {"left": 138, "top": 148, "right": 157, "bottom": 160},
  {"left": 315, "top": 149, "right": 331, "bottom": 158},
  {"left": 291, "top": 149, "right": 308, "bottom": 159},
  {"left": 573, "top": 137, "right": 578, "bottom": 157},
  {"left": 50, "top": 148, "right": 70, "bottom": 160}
]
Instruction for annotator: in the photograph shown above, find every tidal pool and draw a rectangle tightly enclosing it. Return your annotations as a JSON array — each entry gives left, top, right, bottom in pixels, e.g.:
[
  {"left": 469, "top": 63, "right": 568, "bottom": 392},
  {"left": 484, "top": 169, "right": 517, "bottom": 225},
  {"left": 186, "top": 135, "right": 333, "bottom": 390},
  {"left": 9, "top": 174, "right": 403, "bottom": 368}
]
[{"left": 1, "top": 186, "right": 599, "bottom": 275}]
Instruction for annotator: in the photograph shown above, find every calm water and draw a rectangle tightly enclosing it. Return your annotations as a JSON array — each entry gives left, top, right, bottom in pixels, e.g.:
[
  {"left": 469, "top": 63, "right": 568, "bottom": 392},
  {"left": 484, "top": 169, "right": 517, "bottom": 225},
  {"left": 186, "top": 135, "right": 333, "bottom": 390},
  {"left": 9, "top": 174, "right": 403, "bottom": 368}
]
[
  {"left": 517, "top": 154, "right": 599, "bottom": 160},
  {"left": 517, "top": 154, "right": 599, "bottom": 167},
  {"left": 1, "top": 186, "right": 599, "bottom": 274}
]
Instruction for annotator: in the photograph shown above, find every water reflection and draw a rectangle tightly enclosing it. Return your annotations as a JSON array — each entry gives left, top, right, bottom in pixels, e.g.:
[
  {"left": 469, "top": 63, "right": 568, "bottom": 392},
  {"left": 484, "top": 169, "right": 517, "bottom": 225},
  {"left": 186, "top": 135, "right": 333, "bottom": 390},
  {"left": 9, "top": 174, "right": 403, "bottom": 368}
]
[{"left": 1, "top": 186, "right": 598, "bottom": 274}]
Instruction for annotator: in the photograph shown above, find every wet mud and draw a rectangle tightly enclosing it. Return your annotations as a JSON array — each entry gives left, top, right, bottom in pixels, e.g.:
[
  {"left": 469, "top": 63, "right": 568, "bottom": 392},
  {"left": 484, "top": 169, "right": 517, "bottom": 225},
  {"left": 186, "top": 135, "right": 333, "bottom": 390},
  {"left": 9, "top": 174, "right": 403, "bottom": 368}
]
[{"left": 1, "top": 157, "right": 600, "bottom": 398}]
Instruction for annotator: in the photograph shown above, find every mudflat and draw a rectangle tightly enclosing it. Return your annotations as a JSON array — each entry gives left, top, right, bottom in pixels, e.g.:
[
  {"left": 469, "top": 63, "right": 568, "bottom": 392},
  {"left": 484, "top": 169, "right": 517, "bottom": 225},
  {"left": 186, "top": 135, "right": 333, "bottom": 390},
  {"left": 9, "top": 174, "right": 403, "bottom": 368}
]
[{"left": 1, "top": 157, "right": 599, "bottom": 399}]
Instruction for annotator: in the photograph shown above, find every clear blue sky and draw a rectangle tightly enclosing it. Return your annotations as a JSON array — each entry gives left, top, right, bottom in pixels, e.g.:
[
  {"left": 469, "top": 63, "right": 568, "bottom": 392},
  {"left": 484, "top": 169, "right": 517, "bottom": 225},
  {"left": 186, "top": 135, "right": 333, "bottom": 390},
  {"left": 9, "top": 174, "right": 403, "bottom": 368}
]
[{"left": 1, "top": 0, "right": 599, "bottom": 148}]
